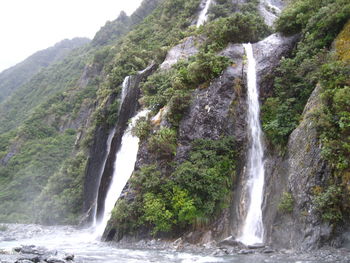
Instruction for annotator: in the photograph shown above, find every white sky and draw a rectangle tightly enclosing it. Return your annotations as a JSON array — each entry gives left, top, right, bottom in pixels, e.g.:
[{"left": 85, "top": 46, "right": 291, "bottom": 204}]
[{"left": 0, "top": 0, "right": 144, "bottom": 72}]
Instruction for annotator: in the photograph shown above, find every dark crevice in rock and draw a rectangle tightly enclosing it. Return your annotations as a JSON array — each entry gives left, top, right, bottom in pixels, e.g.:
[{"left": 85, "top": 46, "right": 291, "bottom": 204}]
[{"left": 95, "top": 64, "right": 157, "bottom": 223}]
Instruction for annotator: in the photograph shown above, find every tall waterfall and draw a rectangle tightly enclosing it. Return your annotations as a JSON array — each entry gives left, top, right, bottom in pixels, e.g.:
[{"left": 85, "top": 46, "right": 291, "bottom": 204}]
[
  {"left": 94, "top": 110, "right": 149, "bottom": 236},
  {"left": 196, "top": 0, "right": 212, "bottom": 27},
  {"left": 239, "top": 43, "right": 265, "bottom": 245},
  {"left": 92, "top": 128, "right": 116, "bottom": 227}
]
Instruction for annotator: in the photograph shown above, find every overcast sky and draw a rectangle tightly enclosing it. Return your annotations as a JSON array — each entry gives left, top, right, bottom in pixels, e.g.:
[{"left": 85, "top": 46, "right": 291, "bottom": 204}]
[{"left": 0, "top": 0, "right": 143, "bottom": 72}]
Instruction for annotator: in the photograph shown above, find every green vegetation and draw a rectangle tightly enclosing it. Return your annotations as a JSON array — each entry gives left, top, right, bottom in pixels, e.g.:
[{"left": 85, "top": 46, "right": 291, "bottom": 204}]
[
  {"left": 111, "top": 137, "right": 237, "bottom": 236},
  {"left": 261, "top": 0, "right": 350, "bottom": 222},
  {"left": 313, "top": 185, "right": 343, "bottom": 222},
  {"left": 34, "top": 152, "right": 88, "bottom": 225},
  {"left": 0, "top": 0, "right": 169, "bottom": 224},
  {"left": 318, "top": 60, "right": 350, "bottom": 172},
  {"left": 141, "top": 51, "right": 231, "bottom": 125},
  {"left": 148, "top": 128, "right": 178, "bottom": 159},
  {"left": 0, "top": 131, "right": 76, "bottom": 223},
  {"left": 132, "top": 116, "right": 152, "bottom": 140},
  {"left": 278, "top": 192, "right": 294, "bottom": 213},
  {"left": 0, "top": 225, "right": 7, "bottom": 232},
  {"left": 0, "top": 38, "right": 89, "bottom": 103},
  {"left": 0, "top": 0, "right": 266, "bottom": 226},
  {"left": 262, "top": 0, "right": 350, "bottom": 147},
  {"left": 201, "top": 11, "right": 270, "bottom": 51}
]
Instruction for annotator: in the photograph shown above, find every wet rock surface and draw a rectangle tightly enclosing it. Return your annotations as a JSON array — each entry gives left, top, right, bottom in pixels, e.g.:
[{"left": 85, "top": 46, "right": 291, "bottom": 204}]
[
  {"left": 259, "top": 0, "right": 285, "bottom": 27},
  {"left": 160, "top": 36, "right": 203, "bottom": 70},
  {"left": 104, "top": 33, "right": 301, "bottom": 244},
  {"left": 92, "top": 63, "right": 156, "bottom": 223},
  {"left": 114, "top": 236, "right": 350, "bottom": 263},
  {"left": 253, "top": 33, "right": 299, "bottom": 100},
  {"left": 0, "top": 245, "right": 74, "bottom": 263},
  {"left": 264, "top": 85, "right": 339, "bottom": 250}
]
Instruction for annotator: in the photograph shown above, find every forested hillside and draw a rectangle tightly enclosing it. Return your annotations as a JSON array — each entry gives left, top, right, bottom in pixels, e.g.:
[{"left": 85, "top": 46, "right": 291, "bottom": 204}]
[
  {"left": 0, "top": 0, "right": 162, "bottom": 224},
  {"left": 0, "top": 38, "right": 90, "bottom": 103}
]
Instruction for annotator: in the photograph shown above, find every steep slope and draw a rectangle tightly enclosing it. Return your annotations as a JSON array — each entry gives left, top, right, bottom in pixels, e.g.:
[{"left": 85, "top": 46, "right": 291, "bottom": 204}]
[
  {"left": 0, "top": 38, "right": 90, "bottom": 103},
  {"left": 261, "top": 0, "right": 350, "bottom": 250},
  {"left": 0, "top": 0, "right": 164, "bottom": 224},
  {"left": 102, "top": 0, "right": 350, "bottom": 250}
]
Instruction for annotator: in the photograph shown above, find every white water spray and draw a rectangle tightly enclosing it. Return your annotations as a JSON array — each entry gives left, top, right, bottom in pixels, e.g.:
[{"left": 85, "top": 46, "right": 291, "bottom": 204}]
[
  {"left": 196, "top": 0, "right": 213, "bottom": 27},
  {"left": 238, "top": 43, "right": 265, "bottom": 245},
  {"left": 94, "top": 110, "right": 149, "bottom": 237}
]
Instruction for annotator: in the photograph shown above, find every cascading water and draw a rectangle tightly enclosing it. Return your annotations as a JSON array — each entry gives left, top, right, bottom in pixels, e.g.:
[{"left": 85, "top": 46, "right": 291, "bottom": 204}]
[
  {"left": 94, "top": 109, "right": 149, "bottom": 237},
  {"left": 92, "top": 128, "right": 116, "bottom": 227},
  {"left": 92, "top": 75, "right": 130, "bottom": 228},
  {"left": 238, "top": 43, "right": 265, "bottom": 245},
  {"left": 196, "top": 0, "right": 213, "bottom": 27},
  {"left": 121, "top": 76, "right": 130, "bottom": 104}
]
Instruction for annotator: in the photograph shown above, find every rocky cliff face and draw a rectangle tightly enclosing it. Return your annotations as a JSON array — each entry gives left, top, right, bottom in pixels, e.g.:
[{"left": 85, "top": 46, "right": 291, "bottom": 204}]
[
  {"left": 84, "top": 64, "right": 157, "bottom": 224},
  {"left": 263, "top": 85, "right": 341, "bottom": 250},
  {"left": 102, "top": 33, "right": 299, "bottom": 244}
]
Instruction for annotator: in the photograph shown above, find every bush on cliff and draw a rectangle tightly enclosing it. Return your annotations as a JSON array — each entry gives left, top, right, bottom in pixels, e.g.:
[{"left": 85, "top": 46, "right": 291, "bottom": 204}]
[{"left": 110, "top": 137, "right": 237, "bottom": 236}]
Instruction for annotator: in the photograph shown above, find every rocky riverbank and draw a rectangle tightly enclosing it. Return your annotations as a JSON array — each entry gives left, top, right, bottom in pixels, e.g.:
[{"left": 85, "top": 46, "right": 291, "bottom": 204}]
[
  {"left": 1, "top": 224, "right": 350, "bottom": 263},
  {"left": 113, "top": 236, "right": 350, "bottom": 263},
  {"left": 0, "top": 245, "right": 75, "bottom": 263}
]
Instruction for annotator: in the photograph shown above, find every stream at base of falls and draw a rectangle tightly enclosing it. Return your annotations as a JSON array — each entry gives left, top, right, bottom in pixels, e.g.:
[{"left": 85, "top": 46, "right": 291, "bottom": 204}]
[{"left": 1, "top": 224, "right": 349, "bottom": 263}]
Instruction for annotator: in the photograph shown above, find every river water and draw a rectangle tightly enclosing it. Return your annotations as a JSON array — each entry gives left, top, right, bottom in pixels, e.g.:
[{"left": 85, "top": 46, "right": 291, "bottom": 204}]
[{"left": 1, "top": 224, "right": 346, "bottom": 263}]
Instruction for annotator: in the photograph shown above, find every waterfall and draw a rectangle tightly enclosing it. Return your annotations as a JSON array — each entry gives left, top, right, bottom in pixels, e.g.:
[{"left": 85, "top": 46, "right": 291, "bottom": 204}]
[
  {"left": 94, "top": 110, "right": 149, "bottom": 236},
  {"left": 92, "top": 75, "right": 131, "bottom": 228},
  {"left": 196, "top": 0, "right": 212, "bottom": 27},
  {"left": 121, "top": 76, "right": 130, "bottom": 105},
  {"left": 238, "top": 43, "right": 265, "bottom": 245},
  {"left": 92, "top": 128, "right": 116, "bottom": 227}
]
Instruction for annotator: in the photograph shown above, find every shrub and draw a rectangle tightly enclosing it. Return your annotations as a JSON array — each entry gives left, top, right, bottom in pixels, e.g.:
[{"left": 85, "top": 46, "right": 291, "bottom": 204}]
[
  {"left": 173, "top": 137, "right": 236, "bottom": 217},
  {"left": 171, "top": 186, "right": 197, "bottom": 225},
  {"left": 143, "top": 193, "right": 174, "bottom": 234},
  {"left": 278, "top": 192, "right": 294, "bottom": 213},
  {"left": 111, "top": 137, "right": 237, "bottom": 235},
  {"left": 148, "top": 128, "right": 177, "bottom": 159},
  {"left": 130, "top": 165, "right": 163, "bottom": 194},
  {"left": 202, "top": 12, "right": 270, "bottom": 50},
  {"left": 132, "top": 116, "right": 152, "bottom": 140},
  {"left": 142, "top": 70, "right": 174, "bottom": 112},
  {"left": 313, "top": 185, "right": 343, "bottom": 222},
  {"left": 166, "top": 90, "right": 192, "bottom": 127},
  {"left": 261, "top": 0, "right": 350, "bottom": 147}
]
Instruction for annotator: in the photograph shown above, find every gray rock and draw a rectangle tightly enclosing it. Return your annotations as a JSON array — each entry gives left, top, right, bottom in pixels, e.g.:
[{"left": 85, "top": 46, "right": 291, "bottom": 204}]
[
  {"left": 63, "top": 254, "right": 74, "bottom": 261},
  {"left": 218, "top": 236, "right": 242, "bottom": 247},
  {"left": 238, "top": 249, "right": 254, "bottom": 254},
  {"left": 45, "top": 257, "right": 66, "bottom": 263},
  {"left": 253, "top": 33, "right": 299, "bottom": 99},
  {"left": 259, "top": 0, "right": 285, "bottom": 27},
  {"left": 2, "top": 237, "right": 16, "bottom": 242},
  {"left": 101, "top": 33, "right": 298, "bottom": 243},
  {"left": 86, "top": 63, "right": 157, "bottom": 227},
  {"left": 160, "top": 37, "right": 202, "bottom": 70},
  {"left": 264, "top": 85, "right": 336, "bottom": 250},
  {"left": 16, "top": 255, "right": 41, "bottom": 263},
  {"left": 212, "top": 249, "right": 227, "bottom": 256},
  {"left": 262, "top": 248, "right": 275, "bottom": 253},
  {"left": 247, "top": 244, "right": 265, "bottom": 249}
]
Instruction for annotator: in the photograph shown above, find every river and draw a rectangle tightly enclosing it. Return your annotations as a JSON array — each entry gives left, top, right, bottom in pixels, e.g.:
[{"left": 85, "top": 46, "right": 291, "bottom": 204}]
[{"left": 1, "top": 224, "right": 348, "bottom": 263}]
